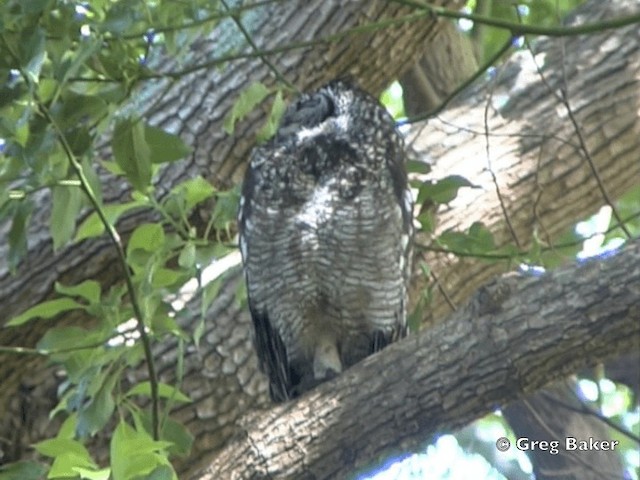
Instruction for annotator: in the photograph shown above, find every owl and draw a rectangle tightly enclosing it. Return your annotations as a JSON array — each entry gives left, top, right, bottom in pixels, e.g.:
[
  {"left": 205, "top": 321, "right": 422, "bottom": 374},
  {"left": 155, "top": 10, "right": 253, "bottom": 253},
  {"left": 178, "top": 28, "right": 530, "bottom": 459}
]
[{"left": 238, "top": 80, "right": 413, "bottom": 402}]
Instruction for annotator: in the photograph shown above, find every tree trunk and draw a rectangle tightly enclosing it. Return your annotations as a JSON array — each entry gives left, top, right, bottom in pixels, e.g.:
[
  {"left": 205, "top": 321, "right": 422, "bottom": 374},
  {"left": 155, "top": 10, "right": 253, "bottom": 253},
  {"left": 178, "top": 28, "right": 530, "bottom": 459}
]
[{"left": 503, "top": 380, "right": 625, "bottom": 480}]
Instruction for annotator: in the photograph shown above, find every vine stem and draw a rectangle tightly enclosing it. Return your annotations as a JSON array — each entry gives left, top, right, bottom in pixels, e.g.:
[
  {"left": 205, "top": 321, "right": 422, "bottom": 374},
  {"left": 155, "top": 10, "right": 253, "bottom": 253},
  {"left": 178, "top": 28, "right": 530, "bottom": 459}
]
[{"left": 42, "top": 107, "right": 161, "bottom": 440}]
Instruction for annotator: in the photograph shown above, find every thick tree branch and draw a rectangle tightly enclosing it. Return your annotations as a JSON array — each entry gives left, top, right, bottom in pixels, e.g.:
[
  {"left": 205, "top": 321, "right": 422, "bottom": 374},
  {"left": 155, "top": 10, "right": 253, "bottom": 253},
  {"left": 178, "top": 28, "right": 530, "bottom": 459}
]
[{"left": 198, "top": 240, "right": 640, "bottom": 480}]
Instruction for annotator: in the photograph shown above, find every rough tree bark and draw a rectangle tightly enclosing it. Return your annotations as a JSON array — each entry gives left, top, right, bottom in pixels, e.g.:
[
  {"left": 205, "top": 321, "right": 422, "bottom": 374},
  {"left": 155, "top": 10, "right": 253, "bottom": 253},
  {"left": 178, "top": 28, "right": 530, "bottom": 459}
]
[
  {"left": 196, "top": 240, "right": 640, "bottom": 480},
  {"left": 0, "top": 0, "right": 639, "bottom": 478}
]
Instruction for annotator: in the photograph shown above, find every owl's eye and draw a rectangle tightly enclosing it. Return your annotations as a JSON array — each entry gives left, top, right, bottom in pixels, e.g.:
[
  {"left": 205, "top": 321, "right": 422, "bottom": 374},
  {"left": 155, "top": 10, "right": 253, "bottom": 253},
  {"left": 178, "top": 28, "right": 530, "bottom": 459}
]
[{"left": 280, "top": 92, "right": 335, "bottom": 132}]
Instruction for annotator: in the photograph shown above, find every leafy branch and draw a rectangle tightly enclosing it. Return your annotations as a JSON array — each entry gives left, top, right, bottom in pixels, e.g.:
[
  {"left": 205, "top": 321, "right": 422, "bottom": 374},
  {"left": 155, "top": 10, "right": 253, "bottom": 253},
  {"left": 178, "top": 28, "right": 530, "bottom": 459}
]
[
  {"left": 394, "top": 0, "right": 640, "bottom": 37},
  {"left": 0, "top": 31, "right": 161, "bottom": 441}
]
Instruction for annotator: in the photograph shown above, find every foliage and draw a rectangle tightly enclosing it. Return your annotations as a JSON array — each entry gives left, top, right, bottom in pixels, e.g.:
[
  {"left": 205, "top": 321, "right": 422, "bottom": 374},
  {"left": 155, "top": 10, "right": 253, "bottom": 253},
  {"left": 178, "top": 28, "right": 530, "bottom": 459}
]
[
  {"left": 466, "top": 0, "right": 587, "bottom": 63},
  {"left": 0, "top": 0, "right": 239, "bottom": 478}
]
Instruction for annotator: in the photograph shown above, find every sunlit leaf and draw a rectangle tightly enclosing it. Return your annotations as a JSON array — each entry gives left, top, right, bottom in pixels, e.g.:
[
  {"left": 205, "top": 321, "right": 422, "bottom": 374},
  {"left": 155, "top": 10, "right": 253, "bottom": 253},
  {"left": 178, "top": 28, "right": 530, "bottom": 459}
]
[
  {"left": 223, "top": 82, "right": 270, "bottom": 134},
  {"left": 34, "top": 438, "right": 93, "bottom": 461},
  {"left": 127, "top": 223, "right": 165, "bottom": 255},
  {"left": 6, "top": 298, "right": 85, "bottom": 327},
  {"left": 126, "top": 382, "right": 191, "bottom": 403},
  {"left": 417, "top": 175, "right": 475, "bottom": 204},
  {"left": 75, "top": 200, "right": 146, "bottom": 242},
  {"left": 55, "top": 280, "right": 101, "bottom": 304},
  {"left": 51, "top": 184, "right": 83, "bottom": 250},
  {"left": 178, "top": 242, "right": 196, "bottom": 269},
  {"left": 170, "top": 176, "right": 215, "bottom": 211},
  {"left": 110, "top": 421, "right": 173, "bottom": 480}
]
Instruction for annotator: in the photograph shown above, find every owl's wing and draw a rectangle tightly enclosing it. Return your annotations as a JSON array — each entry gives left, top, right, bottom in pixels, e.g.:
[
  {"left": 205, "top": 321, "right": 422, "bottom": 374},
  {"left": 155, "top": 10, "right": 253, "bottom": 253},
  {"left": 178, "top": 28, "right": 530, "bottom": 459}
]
[
  {"left": 239, "top": 164, "right": 295, "bottom": 402},
  {"left": 248, "top": 303, "right": 293, "bottom": 402}
]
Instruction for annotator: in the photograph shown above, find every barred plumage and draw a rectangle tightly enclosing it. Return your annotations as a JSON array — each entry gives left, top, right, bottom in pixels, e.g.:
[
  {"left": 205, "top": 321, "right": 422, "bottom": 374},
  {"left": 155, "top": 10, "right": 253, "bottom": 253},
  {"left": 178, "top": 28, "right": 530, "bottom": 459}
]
[{"left": 238, "top": 80, "right": 413, "bottom": 402}]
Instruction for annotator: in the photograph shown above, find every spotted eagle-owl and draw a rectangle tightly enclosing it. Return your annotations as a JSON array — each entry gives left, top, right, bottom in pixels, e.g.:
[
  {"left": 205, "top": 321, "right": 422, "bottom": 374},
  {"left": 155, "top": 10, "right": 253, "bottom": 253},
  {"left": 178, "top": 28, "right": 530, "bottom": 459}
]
[{"left": 238, "top": 80, "right": 413, "bottom": 402}]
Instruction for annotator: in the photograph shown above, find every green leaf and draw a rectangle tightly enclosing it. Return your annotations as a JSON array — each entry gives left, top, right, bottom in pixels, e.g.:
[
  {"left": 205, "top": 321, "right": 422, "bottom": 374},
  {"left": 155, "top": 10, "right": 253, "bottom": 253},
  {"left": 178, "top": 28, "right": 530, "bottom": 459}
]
[
  {"left": 20, "top": 27, "right": 46, "bottom": 82},
  {"left": 223, "top": 82, "right": 270, "bottom": 134},
  {"left": 150, "top": 267, "right": 183, "bottom": 288},
  {"left": 55, "top": 36, "right": 102, "bottom": 87},
  {"left": 137, "top": 411, "right": 193, "bottom": 458},
  {"left": 126, "top": 382, "right": 191, "bottom": 404},
  {"left": 82, "top": 157, "right": 104, "bottom": 206},
  {"left": 6, "top": 298, "right": 84, "bottom": 327},
  {"left": 406, "top": 159, "right": 431, "bottom": 175},
  {"left": 257, "top": 89, "right": 286, "bottom": 142},
  {"left": 159, "top": 417, "right": 193, "bottom": 457},
  {"left": 113, "top": 118, "right": 152, "bottom": 192},
  {"left": 202, "top": 277, "right": 222, "bottom": 312},
  {"left": 468, "top": 222, "right": 495, "bottom": 251},
  {"left": 150, "top": 314, "right": 184, "bottom": 337},
  {"left": 127, "top": 223, "right": 165, "bottom": 255},
  {"left": 34, "top": 438, "right": 93, "bottom": 461},
  {"left": 72, "top": 466, "right": 111, "bottom": 480},
  {"left": 416, "top": 210, "right": 435, "bottom": 233},
  {"left": 58, "top": 413, "right": 79, "bottom": 438},
  {"left": 145, "top": 465, "right": 177, "bottom": 480},
  {"left": 417, "top": 175, "right": 475, "bottom": 204},
  {"left": 110, "top": 421, "right": 173, "bottom": 480},
  {"left": 438, "top": 223, "right": 498, "bottom": 256},
  {"left": 211, "top": 187, "right": 241, "bottom": 231},
  {"left": 51, "top": 184, "right": 83, "bottom": 250},
  {"left": 178, "top": 242, "right": 196, "bottom": 269},
  {"left": 7, "top": 199, "right": 33, "bottom": 272},
  {"left": 54, "top": 93, "right": 108, "bottom": 130},
  {"left": 77, "top": 379, "right": 116, "bottom": 437},
  {"left": 173, "top": 176, "right": 215, "bottom": 211},
  {"left": 55, "top": 280, "right": 101, "bottom": 304},
  {"left": 49, "top": 451, "right": 96, "bottom": 478},
  {"left": 37, "top": 326, "right": 96, "bottom": 355},
  {"left": 145, "top": 126, "right": 191, "bottom": 164},
  {"left": 0, "top": 460, "right": 47, "bottom": 480},
  {"left": 38, "top": 78, "right": 58, "bottom": 103},
  {"left": 75, "top": 200, "right": 146, "bottom": 242},
  {"left": 437, "top": 230, "right": 471, "bottom": 252}
]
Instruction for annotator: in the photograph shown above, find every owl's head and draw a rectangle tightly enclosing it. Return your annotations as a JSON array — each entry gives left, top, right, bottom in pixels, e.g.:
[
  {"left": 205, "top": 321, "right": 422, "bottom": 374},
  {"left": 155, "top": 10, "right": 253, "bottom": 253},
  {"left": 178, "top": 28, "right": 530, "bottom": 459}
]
[{"left": 276, "top": 80, "right": 395, "bottom": 143}]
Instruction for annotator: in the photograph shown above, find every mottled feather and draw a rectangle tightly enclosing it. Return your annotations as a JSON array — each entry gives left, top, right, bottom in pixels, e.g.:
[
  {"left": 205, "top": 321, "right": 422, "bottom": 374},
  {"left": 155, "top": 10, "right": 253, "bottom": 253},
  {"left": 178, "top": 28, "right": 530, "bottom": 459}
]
[{"left": 238, "top": 80, "right": 413, "bottom": 402}]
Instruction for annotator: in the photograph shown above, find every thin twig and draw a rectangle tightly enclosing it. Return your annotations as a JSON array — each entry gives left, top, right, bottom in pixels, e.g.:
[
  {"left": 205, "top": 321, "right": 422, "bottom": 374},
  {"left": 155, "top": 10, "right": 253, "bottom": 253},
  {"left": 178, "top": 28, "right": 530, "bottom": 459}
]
[
  {"left": 483, "top": 61, "right": 522, "bottom": 248},
  {"left": 43, "top": 107, "right": 161, "bottom": 440},
  {"left": 405, "top": 36, "right": 514, "bottom": 124},
  {"left": 560, "top": 90, "right": 633, "bottom": 239},
  {"left": 546, "top": 392, "right": 640, "bottom": 444},
  {"left": 521, "top": 397, "right": 620, "bottom": 479},
  {"left": 66, "top": 5, "right": 640, "bottom": 84},
  {"left": 220, "top": 0, "right": 294, "bottom": 90},
  {"left": 417, "top": 209, "right": 640, "bottom": 259},
  {"left": 393, "top": 0, "right": 640, "bottom": 37},
  {"left": 430, "top": 271, "right": 457, "bottom": 311},
  {"left": 515, "top": 21, "right": 633, "bottom": 240}
]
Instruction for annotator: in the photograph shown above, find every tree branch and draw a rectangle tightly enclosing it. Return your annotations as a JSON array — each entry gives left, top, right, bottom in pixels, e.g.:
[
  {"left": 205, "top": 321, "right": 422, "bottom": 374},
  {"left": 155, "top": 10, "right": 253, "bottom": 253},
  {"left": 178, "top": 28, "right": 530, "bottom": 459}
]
[{"left": 196, "top": 240, "right": 640, "bottom": 480}]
